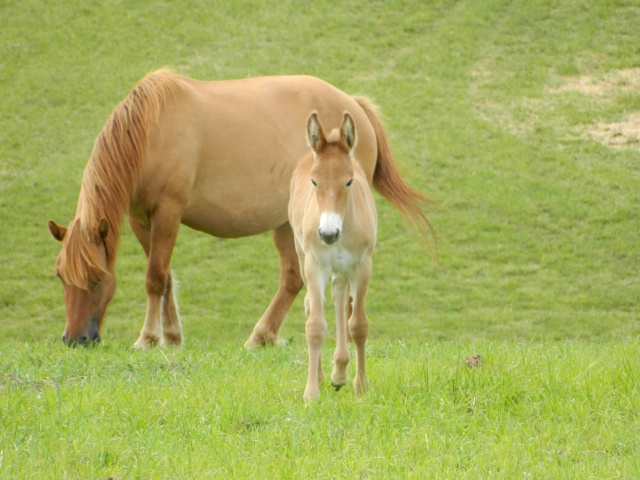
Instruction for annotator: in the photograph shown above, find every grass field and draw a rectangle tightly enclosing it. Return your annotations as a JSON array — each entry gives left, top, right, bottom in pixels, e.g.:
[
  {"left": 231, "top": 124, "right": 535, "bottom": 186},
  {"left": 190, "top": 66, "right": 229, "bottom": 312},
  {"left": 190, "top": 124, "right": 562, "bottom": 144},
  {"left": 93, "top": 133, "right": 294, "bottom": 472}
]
[{"left": 1, "top": 0, "right": 639, "bottom": 478}]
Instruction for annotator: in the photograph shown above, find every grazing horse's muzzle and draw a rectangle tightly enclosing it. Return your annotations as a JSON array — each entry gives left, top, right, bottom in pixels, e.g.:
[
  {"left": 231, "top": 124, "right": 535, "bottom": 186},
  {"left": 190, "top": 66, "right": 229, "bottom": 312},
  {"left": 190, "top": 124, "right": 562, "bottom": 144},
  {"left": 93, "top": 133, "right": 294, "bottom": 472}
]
[
  {"left": 62, "top": 331, "right": 101, "bottom": 347},
  {"left": 62, "top": 317, "right": 101, "bottom": 347}
]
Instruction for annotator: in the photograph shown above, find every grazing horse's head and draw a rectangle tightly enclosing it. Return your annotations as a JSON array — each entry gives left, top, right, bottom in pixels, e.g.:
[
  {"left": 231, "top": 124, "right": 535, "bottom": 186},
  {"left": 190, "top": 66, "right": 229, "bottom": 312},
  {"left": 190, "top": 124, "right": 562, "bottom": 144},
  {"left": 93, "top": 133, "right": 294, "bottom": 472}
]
[
  {"left": 306, "top": 112, "right": 357, "bottom": 245},
  {"left": 49, "top": 218, "right": 116, "bottom": 346}
]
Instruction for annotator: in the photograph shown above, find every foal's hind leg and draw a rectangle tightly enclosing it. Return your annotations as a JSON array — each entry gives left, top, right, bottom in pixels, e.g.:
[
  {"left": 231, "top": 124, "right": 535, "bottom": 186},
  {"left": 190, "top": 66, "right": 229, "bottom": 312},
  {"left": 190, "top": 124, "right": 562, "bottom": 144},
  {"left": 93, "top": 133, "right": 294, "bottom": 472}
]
[
  {"left": 129, "top": 217, "right": 183, "bottom": 347},
  {"left": 245, "top": 223, "right": 303, "bottom": 349},
  {"left": 349, "top": 257, "right": 372, "bottom": 395}
]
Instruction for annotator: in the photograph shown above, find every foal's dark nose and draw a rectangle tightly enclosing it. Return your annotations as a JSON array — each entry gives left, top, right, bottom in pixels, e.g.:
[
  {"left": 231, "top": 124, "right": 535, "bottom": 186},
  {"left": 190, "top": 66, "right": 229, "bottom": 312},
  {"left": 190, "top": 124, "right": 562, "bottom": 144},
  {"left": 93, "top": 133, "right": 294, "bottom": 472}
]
[{"left": 319, "top": 229, "right": 339, "bottom": 245}]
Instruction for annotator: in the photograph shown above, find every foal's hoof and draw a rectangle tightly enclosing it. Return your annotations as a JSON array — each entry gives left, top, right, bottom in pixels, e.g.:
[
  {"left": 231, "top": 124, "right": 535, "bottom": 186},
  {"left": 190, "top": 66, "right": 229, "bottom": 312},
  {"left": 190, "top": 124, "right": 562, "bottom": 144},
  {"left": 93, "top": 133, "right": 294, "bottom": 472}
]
[
  {"left": 353, "top": 376, "right": 369, "bottom": 396},
  {"left": 303, "top": 389, "right": 321, "bottom": 403},
  {"left": 331, "top": 371, "right": 348, "bottom": 391}
]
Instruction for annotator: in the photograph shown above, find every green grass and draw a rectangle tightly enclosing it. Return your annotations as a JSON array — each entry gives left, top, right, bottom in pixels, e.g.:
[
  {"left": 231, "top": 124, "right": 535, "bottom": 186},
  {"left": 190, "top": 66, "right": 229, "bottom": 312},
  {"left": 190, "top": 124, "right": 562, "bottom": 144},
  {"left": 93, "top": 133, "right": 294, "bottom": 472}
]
[
  {"left": 1, "top": 0, "right": 640, "bottom": 477},
  {"left": 2, "top": 340, "right": 639, "bottom": 478}
]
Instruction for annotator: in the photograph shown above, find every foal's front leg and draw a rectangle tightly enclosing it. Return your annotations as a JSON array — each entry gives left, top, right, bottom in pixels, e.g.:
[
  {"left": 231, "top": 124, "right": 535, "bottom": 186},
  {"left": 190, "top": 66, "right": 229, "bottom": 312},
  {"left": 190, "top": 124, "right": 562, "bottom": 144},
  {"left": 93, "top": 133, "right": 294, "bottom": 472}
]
[
  {"left": 303, "top": 259, "right": 328, "bottom": 401},
  {"left": 331, "top": 275, "right": 350, "bottom": 389}
]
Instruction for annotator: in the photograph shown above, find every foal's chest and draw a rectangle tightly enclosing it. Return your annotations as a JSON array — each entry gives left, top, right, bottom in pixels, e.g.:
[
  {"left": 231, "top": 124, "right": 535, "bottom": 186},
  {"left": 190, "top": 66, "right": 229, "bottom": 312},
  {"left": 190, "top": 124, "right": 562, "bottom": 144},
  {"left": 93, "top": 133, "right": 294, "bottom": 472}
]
[{"left": 315, "top": 245, "right": 362, "bottom": 275}]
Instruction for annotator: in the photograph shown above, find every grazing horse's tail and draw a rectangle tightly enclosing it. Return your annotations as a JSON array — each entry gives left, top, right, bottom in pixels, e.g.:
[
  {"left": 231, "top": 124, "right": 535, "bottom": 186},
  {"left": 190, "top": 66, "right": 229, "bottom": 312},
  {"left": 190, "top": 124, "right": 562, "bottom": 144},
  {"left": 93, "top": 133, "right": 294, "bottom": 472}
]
[{"left": 354, "top": 96, "right": 438, "bottom": 250}]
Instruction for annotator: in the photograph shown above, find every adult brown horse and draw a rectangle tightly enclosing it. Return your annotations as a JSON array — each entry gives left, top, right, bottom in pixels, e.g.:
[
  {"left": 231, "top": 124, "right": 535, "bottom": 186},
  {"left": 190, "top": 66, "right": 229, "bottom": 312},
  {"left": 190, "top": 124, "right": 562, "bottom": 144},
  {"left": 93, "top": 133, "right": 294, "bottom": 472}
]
[{"left": 49, "top": 70, "right": 434, "bottom": 348}]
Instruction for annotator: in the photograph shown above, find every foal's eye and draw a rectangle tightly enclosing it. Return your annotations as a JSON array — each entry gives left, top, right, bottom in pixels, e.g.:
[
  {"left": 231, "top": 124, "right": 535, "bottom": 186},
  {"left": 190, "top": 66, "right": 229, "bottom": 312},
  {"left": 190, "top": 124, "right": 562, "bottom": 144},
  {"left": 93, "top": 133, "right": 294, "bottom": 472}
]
[
  {"left": 346, "top": 179, "right": 354, "bottom": 187},
  {"left": 311, "top": 179, "right": 318, "bottom": 187}
]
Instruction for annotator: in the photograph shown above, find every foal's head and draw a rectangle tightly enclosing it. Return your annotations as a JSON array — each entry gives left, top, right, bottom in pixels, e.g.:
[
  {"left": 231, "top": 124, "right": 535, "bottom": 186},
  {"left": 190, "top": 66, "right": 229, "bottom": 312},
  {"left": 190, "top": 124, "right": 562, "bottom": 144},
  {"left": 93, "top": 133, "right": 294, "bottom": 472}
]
[
  {"left": 306, "top": 112, "right": 357, "bottom": 245},
  {"left": 49, "top": 218, "right": 116, "bottom": 346}
]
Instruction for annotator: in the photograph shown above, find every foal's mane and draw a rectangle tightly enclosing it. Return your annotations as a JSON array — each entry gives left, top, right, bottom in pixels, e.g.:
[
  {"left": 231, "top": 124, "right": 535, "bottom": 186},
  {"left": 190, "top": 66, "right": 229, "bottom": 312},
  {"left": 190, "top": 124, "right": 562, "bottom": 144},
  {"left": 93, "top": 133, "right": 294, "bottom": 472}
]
[{"left": 62, "top": 70, "right": 182, "bottom": 288}]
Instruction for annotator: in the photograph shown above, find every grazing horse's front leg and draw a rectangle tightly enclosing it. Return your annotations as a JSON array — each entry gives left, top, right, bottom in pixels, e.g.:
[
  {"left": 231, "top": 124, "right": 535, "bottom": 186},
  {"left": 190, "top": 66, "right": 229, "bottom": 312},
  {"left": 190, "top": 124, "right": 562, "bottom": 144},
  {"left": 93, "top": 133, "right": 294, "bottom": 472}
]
[
  {"left": 159, "top": 272, "right": 183, "bottom": 346},
  {"left": 133, "top": 206, "right": 182, "bottom": 349},
  {"left": 245, "top": 222, "right": 303, "bottom": 349},
  {"left": 331, "top": 275, "right": 350, "bottom": 389},
  {"left": 129, "top": 217, "right": 183, "bottom": 347}
]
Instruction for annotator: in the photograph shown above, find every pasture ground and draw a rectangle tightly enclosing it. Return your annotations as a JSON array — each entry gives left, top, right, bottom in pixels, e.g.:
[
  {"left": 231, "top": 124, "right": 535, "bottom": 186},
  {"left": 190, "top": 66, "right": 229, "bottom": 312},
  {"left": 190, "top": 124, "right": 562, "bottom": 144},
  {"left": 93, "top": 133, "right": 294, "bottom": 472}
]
[{"left": 1, "top": 0, "right": 639, "bottom": 478}]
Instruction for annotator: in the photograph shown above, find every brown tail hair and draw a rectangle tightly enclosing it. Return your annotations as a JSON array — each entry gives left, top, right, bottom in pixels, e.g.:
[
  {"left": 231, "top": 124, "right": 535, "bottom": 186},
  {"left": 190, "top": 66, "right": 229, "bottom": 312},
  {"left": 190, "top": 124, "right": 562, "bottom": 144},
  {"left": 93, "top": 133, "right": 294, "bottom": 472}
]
[{"left": 354, "top": 96, "right": 438, "bottom": 251}]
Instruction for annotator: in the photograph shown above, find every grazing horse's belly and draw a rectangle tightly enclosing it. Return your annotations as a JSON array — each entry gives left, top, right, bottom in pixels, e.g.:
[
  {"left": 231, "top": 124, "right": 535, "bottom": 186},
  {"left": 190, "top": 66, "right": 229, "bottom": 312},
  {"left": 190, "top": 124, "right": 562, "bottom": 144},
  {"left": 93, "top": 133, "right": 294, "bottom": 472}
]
[
  {"left": 181, "top": 176, "right": 293, "bottom": 238},
  {"left": 134, "top": 75, "right": 378, "bottom": 239}
]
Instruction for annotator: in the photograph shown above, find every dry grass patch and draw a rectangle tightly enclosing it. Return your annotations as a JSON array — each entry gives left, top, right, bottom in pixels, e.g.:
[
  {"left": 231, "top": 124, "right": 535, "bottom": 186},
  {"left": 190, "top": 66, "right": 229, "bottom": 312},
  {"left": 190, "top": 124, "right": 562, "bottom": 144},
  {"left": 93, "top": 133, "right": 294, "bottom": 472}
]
[
  {"left": 549, "top": 69, "right": 640, "bottom": 150},
  {"left": 549, "top": 68, "right": 640, "bottom": 96},
  {"left": 584, "top": 112, "right": 640, "bottom": 150},
  {"left": 473, "top": 67, "right": 640, "bottom": 148}
]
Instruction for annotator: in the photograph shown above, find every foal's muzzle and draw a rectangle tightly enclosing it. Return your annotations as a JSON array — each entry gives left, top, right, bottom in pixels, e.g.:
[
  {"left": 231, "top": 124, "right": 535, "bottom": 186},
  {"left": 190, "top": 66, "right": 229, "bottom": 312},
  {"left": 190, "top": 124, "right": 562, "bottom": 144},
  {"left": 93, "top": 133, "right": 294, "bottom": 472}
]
[{"left": 319, "top": 228, "right": 340, "bottom": 245}]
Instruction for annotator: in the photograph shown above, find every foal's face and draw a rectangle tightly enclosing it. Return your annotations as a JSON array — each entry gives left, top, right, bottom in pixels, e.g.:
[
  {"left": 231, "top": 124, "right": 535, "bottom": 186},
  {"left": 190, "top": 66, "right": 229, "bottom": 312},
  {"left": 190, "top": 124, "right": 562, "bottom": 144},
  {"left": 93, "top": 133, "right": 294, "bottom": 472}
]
[
  {"left": 310, "top": 151, "right": 354, "bottom": 245},
  {"left": 306, "top": 112, "right": 357, "bottom": 245},
  {"left": 49, "top": 219, "right": 115, "bottom": 346}
]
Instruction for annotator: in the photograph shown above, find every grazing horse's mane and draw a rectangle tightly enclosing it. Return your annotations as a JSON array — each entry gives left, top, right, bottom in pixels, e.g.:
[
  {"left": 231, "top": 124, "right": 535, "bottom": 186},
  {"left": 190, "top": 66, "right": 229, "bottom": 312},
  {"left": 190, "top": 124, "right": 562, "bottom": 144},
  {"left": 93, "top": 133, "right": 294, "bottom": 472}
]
[{"left": 61, "top": 69, "right": 182, "bottom": 289}]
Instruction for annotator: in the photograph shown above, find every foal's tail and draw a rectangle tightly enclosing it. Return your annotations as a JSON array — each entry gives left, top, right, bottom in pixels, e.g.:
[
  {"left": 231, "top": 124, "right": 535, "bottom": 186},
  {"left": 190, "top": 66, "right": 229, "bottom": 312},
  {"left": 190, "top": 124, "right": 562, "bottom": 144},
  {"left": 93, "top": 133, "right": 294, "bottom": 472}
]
[{"left": 354, "top": 96, "right": 438, "bottom": 251}]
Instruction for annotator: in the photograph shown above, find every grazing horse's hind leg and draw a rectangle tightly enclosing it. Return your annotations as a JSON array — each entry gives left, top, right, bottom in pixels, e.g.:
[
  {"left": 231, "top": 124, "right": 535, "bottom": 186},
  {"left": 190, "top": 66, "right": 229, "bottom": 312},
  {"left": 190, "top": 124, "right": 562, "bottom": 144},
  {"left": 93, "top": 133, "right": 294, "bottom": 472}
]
[
  {"left": 245, "top": 222, "right": 303, "bottom": 349},
  {"left": 130, "top": 209, "right": 183, "bottom": 349}
]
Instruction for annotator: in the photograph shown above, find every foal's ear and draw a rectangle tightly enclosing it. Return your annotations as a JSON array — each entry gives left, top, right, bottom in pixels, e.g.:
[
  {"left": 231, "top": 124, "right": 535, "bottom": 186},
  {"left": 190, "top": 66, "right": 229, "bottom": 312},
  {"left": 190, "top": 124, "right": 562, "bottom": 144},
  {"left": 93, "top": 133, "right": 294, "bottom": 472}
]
[
  {"left": 340, "top": 112, "right": 357, "bottom": 153},
  {"left": 306, "top": 112, "right": 326, "bottom": 154},
  {"left": 48, "top": 221, "right": 67, "bottom": 242}
]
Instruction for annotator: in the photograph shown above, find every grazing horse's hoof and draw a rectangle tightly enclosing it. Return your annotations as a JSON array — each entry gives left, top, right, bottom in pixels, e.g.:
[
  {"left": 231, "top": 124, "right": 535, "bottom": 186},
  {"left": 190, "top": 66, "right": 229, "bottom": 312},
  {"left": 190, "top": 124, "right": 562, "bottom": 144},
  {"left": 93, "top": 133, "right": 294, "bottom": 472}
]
[
  {"left": 162, "top": 332, "right": 183, "bottom": 347},
  {"left": 244, "top": 339, "right": 263, "bottom": 350},
  {"left": 332, "top": 383, "right": 344, "bottom": 392},
  {"left": 133, "top": 336, "right": 158, "bottom": 349},
  {"left": 244, "top": 330, "right": 286, "bottom": 350}
]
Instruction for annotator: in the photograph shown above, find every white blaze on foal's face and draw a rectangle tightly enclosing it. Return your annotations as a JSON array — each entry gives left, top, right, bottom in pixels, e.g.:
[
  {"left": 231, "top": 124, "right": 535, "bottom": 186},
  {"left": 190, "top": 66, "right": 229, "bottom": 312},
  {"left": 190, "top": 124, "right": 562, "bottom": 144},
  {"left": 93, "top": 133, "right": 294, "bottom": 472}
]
[
  {"left": 318, "top": 211, "right": 343, "bottom": 245},
  {"left": 311, "top": 162, "right": 353, "bottom": 245}
]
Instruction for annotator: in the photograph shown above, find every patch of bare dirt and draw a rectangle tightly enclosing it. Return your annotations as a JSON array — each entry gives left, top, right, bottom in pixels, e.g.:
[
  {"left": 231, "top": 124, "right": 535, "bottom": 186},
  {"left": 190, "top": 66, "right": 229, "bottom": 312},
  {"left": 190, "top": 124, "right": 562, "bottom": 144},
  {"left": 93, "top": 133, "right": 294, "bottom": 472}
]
[
  {"left": 465, "top": 354, "right": 484, "bottom": 368},
  {"left": 584, "top": 113, "right": 640, "bottom": 149},
  {"left": 549, "top": 68, "right": 640, "bottom": 96},
  {"left": 470, "top": 65, "right": 640, "bottom": 149},
  {"left": 551, "top": 69, "right": 640, "bottom": 149}
]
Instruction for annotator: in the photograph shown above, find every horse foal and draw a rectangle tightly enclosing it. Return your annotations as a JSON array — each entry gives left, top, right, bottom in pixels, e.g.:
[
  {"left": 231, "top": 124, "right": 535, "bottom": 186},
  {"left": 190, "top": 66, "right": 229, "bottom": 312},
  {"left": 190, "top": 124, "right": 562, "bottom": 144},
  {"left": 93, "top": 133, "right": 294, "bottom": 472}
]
[{"left": 289, "top": 112, "right": 377, "bottom": 401}]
